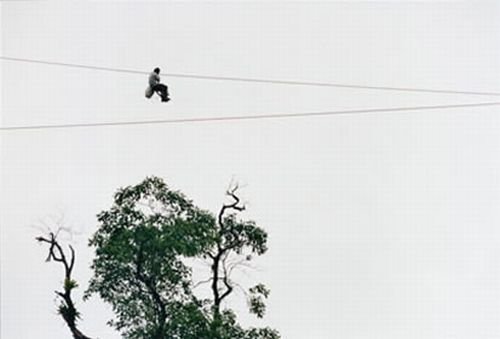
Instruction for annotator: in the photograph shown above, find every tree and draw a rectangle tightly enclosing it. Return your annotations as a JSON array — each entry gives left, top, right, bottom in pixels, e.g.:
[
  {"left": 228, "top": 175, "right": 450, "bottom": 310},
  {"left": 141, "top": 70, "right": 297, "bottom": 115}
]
[
  {"left": 83, "top": 176, "right": 280, "bottom": 339},
  {"left": 204, "top": 185, "right": 279, "bottom": 339},
  {"left": 36, "top": 232, "right": 93, "bottom": 339}
]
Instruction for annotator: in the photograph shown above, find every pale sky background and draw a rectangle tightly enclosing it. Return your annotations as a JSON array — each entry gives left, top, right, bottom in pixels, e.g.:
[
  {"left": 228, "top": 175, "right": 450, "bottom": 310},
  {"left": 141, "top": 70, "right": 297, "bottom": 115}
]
[{"left": 1, "top": 1, "right": 500, "bottom": 339}]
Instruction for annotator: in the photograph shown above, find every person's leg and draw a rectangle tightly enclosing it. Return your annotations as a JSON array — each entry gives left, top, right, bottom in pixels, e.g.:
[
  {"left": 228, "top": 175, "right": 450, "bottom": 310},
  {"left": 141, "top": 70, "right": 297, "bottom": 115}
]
[
  {"left": 153, "top": 84, "right": 169, "bottom": 101},
  {"left": 159, "top": 84, "right": 169, "bottom": 102},
  {"left": 160, "top": 84, "right": 169, "bottom": 98}
]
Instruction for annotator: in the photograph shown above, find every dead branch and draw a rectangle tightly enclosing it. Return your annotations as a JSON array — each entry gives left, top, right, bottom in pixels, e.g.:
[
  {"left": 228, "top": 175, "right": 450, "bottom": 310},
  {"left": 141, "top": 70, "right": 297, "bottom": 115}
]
[{"left": 36, "top": 232, "right": 93, "bottom": 339}]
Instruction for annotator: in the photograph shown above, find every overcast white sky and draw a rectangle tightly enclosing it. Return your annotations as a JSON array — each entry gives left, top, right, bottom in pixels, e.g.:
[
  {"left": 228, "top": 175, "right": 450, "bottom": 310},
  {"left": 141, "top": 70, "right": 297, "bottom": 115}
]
[{"left": 2, "top": 1, "right": 500, "bottom": 339}]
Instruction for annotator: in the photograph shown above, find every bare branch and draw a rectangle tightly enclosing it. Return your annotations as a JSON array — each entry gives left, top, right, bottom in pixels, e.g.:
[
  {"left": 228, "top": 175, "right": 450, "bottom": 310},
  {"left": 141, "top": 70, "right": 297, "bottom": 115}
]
[
  {"left": 218, "top": 275, "right": 233, "bottom": 303},
  {"left": 227, "top": 257, "right": 257, "bottom": 276},
  {"left": 231, "top": 281, "right": 249, "bottom": 299},
  {"left": 218, "top": 255, "right": 234, "bottom": 303},
  {"left": 218, "top": 184, "right": 246, "bottom": 230},
  {"left": 36, "top": 231, "right": 93, "bottom": 339},
  {"left": 69, "top": 245, "right": 76, "bottom": 273},
  {"left": 192, "top": 277, "right": 214, "bottom": 289}
]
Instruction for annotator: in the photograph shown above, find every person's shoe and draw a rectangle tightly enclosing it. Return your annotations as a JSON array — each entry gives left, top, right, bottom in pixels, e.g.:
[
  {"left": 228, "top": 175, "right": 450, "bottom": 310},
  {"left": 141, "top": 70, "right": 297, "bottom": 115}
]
[{"left": 162, "top": 97, "right": 170, "bottom": 102}]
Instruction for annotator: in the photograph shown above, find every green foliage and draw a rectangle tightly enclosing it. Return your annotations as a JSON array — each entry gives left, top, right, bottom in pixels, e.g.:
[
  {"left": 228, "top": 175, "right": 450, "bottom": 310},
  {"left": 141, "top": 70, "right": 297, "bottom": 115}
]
[
  {"left": 86, "top": 176, "right": 279, "bottom": 339},
  {"left": 210, "top": 310, "right": 280, "bottom": 339},
  {"left": 244, "top": 327, "right": 281, "bottom": 339},
  {"left": 248, "top": 284, "right": 270, "bottom": 318},
  {"left": 64, "top": 278, "right": 79, "bottom": 291},
  {"left": 217, "top": 214, "right": 268, "bottom": 255},
  {"left": 58, "top": 303, "right": 81, "bottom": 321}
]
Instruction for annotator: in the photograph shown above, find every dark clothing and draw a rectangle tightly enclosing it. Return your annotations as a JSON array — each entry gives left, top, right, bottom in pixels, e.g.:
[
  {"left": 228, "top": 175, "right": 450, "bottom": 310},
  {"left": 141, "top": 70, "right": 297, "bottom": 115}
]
[{"left": 152, "top": 84, "right": 169, "bottom": 101}]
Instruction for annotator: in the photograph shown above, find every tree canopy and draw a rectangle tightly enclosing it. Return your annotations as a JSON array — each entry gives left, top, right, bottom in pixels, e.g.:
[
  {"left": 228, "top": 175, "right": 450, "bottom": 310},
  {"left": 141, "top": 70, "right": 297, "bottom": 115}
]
[{"left": 67, "top": 176, "right": 280, "bottom": 339}]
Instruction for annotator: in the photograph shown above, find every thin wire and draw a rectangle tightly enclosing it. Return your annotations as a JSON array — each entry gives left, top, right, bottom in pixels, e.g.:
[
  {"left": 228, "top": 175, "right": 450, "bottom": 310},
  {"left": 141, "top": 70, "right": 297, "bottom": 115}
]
[
  {"left": 1, "top": 101, "right": 499, "bottom": 132},
  {"left": 2, "top": 56, "right": 500, "bottom": 97}
]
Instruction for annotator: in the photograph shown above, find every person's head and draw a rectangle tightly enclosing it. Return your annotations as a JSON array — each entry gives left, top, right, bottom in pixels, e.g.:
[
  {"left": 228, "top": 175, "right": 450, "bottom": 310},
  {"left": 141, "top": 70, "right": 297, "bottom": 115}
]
[{"left": 154, "top": 67, "right": 160, "bottom": 74}]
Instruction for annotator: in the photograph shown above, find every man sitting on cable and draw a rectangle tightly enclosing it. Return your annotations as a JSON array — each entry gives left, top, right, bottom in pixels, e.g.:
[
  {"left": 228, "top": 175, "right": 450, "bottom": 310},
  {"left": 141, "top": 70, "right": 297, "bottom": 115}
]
[{"left": 145, "top": 67, "right": 170, "bottom": 102}]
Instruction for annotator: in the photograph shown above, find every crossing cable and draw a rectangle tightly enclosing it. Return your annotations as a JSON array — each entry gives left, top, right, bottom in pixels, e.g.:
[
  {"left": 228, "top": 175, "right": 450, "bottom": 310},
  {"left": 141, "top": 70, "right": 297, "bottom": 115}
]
[
  {"left": 2, "top": 56, "right": 500, "bottom": 97},
  {"left": 1, "top": 101, "right": 499, "bottom": 132}
]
